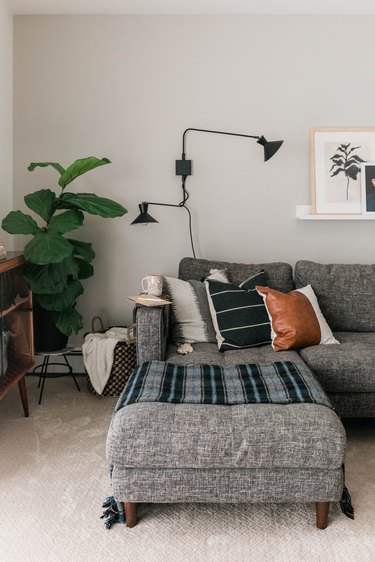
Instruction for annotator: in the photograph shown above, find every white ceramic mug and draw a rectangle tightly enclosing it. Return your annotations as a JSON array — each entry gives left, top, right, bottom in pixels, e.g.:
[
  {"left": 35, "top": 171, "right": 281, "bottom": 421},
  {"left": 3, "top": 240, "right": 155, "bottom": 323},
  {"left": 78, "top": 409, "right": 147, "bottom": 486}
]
[{"left": 141, "top": 274, "right": 163, "bottom": 296}]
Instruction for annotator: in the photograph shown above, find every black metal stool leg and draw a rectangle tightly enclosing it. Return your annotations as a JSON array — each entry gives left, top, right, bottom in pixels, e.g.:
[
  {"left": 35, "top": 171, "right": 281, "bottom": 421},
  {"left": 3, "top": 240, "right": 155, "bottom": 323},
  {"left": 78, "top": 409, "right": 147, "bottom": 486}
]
[
  {"left": 35, "top": 347, "right": 81, "bottom": 404},
  {"left": 37, "top": 356, "right": 48, "bottom": 388},
  {"left": 38, "top": 354, "right": 50, "bottom": 405},
  {"left": 63, "top": 353, "right": 80, "bottom": 392}
]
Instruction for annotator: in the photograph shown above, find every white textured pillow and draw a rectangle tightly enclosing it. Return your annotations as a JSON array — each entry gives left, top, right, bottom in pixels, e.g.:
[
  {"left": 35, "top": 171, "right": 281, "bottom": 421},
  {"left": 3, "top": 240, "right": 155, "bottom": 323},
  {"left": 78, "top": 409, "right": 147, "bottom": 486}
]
[
  {"left": 164, "top": 269, "right": 229, "bottom": 344},
  {"left": 297, "top": 285, "right": 339, "bottom": 345}
]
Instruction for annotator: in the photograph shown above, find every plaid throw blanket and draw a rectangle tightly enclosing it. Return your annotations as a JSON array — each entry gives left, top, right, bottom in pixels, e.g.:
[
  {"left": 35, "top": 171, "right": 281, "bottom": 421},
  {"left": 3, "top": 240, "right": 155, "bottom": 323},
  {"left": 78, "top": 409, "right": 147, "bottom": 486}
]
[{"left": 116, "top": 360, "right": 331, "bottom": 411}]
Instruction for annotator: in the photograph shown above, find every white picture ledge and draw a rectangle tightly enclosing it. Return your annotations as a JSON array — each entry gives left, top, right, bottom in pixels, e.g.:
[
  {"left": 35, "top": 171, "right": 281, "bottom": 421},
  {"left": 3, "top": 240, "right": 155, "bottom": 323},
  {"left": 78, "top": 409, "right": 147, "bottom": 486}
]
[{"left": 296, "top": 205, "right": 375, "bottom": 220}]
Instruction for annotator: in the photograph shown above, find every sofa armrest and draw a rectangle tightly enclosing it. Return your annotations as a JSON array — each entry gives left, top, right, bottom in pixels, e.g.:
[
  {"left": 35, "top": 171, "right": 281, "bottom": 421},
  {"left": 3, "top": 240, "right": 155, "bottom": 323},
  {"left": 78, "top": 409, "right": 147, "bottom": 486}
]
[{"left": 134, "top": 305, "right": 170, "bottom": 364}]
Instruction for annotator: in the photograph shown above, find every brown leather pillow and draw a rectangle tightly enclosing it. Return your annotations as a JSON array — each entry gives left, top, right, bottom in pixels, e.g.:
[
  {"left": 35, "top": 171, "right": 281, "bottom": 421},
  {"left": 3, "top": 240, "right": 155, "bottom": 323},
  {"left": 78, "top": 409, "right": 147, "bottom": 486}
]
[{"left": 256, "top": 285, "right": 335, "bottom": 352}]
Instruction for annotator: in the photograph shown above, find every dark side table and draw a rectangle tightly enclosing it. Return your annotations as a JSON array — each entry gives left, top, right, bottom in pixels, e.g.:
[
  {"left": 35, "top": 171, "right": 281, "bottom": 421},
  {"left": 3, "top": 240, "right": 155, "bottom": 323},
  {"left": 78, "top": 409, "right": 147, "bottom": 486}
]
[{"left": 33, "top": 345, "right": 81, "bottom": 404}]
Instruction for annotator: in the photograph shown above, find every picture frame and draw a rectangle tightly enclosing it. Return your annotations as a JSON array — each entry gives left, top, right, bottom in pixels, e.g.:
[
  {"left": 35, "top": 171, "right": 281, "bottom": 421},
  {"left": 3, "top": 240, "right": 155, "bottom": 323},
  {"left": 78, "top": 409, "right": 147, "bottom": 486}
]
[
  {"left": 361, "top": 162, "right": 375, "bottom": 214},
  {"left": 311, "top": 128, "right": 375, "bottom": 214}
]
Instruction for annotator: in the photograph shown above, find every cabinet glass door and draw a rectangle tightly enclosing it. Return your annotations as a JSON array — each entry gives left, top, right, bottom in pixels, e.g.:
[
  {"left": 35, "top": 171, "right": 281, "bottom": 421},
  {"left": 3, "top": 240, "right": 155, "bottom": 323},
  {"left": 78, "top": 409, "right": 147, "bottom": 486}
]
[{"left": 0, "top": 262, "right": 33, "bottom": 394}]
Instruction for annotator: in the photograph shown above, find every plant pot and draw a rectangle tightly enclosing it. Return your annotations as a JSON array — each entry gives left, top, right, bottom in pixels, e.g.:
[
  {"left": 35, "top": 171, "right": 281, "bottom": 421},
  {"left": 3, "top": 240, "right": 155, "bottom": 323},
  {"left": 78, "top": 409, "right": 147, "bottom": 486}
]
[{"left": 33, "top": 301, "right": 68, "bottom": 352}]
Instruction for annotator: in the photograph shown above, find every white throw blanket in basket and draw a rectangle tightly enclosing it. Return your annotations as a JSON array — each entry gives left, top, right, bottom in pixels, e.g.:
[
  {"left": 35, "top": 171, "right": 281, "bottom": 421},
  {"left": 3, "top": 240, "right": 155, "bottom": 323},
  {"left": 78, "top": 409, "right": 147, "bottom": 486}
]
[{"left": 82, "top": 327, "right": 132, "bottom": 395}]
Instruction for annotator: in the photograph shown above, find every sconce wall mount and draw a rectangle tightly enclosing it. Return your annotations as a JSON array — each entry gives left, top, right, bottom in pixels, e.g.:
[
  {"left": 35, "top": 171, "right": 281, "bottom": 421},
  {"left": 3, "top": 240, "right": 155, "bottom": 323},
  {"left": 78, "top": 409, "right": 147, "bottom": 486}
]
[{"left": 131, "top": 126, "right": 283, "bottom": 258}]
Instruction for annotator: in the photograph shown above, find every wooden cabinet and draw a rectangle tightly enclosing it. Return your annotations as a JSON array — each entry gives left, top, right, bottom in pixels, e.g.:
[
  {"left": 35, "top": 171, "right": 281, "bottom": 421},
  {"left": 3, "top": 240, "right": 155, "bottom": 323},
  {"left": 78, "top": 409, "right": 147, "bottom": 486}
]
[{"left": 0, "top": 252, "right": 34, "bottom": 416}]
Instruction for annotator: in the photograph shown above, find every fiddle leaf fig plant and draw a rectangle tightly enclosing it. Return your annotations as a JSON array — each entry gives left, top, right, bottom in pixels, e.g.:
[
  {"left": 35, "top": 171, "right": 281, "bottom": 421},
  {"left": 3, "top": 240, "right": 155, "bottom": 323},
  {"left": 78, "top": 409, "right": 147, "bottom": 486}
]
[{"left": 1, "top": 156, "right": 127, "bottom": 336}]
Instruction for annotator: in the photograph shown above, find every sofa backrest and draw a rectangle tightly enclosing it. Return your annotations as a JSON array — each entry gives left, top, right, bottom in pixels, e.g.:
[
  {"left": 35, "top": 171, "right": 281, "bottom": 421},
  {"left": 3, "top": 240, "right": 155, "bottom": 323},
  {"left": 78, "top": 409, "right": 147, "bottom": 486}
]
[
  {"left": 295, "top": 260, "right": 375, "bottom": 332},
  {"left": 179, "top": 257, "right": 294, "bottom": 293}
]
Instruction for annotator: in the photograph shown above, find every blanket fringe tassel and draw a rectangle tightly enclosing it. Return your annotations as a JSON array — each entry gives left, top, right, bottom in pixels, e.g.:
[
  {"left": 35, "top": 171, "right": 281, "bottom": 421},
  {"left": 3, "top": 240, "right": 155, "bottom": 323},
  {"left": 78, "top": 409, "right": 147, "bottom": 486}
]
[
  {"left": 340, "top": 486, "right": 354, "bottom": 520},
  {"left": 101, "top": 496, "right": 125, "bottom": 529}
]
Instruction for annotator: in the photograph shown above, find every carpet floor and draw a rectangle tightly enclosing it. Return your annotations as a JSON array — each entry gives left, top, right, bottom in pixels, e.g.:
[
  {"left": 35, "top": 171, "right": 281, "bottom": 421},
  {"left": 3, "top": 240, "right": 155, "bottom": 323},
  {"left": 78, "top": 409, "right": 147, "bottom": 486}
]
[{"left": 0, "top": 375, "right": 374, "bottom": 562}]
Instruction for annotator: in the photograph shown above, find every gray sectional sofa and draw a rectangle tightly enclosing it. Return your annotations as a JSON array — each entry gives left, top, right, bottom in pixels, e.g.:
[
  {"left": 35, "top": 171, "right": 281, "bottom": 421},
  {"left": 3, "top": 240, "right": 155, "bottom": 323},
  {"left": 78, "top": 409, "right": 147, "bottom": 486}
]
[
  {"left": 136, "top": 257, "right": 375, "bottom": 418},
  {"left": 107, "top": 256, "right": 372, "bottom": 529}
]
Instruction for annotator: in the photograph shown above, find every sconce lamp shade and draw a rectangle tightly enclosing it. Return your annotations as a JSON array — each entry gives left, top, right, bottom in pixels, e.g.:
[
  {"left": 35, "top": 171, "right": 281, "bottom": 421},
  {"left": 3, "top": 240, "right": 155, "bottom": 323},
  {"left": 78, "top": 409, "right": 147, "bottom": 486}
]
[
  {"left": 131, "top": 202, "right": 158, "bottom": 225},
  {"left": 256, "top": 136, "right": 284, "bottom": 161}
]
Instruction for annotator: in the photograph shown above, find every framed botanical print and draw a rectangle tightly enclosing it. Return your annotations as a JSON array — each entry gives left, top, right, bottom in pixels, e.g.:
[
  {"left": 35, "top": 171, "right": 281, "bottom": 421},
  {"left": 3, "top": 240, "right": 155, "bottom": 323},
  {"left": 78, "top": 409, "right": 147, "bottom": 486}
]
[{"left": 311, "top": 128, "right": 375, "bottom": 214}]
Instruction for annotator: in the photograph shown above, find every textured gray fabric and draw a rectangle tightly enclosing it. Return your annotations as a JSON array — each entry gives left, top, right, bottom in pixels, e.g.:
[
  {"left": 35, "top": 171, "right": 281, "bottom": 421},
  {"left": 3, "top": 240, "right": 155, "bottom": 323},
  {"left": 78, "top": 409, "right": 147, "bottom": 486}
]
[
  {"left": 300, "top": 332, "right": 375, "bottom": 393},
  {"left": 107, "top": 402, "right": 345, "bottom": 470},
  {"left": 112, "top": 466, "right": 343, "bottom": 503},
  {"left": 135, "top": 306, "right": 169, "bottom": 364},
  {"left": 295, "top": 260, "right": 375, "bottom": 331},
  {"left": 165, "top": 342, "right": 302, "bottom": 366},
  {"left": 179, "top": 258, "right": 294, "bottom": 293},
  {"left": 135, "top": 258, "right": 375, "bottom": 418},
  {"left": 328, "top": 392, "right": 375, "bottom": 418}
]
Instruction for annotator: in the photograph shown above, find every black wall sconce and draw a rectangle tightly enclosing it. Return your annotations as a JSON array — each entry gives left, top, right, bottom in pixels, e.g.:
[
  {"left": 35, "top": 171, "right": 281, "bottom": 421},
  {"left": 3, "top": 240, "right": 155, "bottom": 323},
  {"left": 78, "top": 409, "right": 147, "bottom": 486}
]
[{"left": 131, "top": 128, "right": 283, "bottom": 257}]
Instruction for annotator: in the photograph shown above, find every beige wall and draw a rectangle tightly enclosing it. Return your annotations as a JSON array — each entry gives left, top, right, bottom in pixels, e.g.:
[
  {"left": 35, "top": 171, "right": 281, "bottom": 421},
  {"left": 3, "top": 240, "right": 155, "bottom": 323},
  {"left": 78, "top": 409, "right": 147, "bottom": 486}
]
[
  {"left": 0, "top": 1, "right": 12, "bottom": 249},
  {"left": 12, "top": 15, "right": 375, "bottom": 332}
]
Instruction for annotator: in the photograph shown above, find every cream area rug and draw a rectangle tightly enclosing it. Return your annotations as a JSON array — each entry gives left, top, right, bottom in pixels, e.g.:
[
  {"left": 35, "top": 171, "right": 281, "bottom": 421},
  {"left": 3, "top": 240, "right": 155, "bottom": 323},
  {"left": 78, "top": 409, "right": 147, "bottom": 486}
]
[{"left": 0, "top": 376, "right": 374, "bottom": 562}]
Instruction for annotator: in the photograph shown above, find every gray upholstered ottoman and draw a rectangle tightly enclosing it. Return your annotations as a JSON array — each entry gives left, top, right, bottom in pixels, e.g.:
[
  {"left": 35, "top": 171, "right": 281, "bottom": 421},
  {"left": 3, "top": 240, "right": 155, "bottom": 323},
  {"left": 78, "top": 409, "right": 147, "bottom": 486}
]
[{"left": 106, "top": 399, "right": 346, "bottom": 529}]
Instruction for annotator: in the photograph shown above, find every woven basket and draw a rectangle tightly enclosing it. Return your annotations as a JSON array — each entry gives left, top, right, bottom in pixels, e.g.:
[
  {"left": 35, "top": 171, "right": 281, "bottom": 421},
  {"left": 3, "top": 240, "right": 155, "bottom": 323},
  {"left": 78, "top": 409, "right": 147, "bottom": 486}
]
[{"left": 86, "top": 317, "right": 136, "bottom": 397}]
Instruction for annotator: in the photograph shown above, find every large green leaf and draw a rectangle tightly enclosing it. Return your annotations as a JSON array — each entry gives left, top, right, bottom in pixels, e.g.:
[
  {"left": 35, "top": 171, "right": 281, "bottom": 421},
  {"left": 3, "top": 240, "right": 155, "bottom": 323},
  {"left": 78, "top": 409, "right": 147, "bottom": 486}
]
[
  {"left": 60, "top": 192, "right": 127, "bottom": 217},
  {"left": 67, "top": 239, "right": 95, "bottom": 262},
  {"left": 34, "top": 279, "right": 84, "bottom": 311},
  {"left": 1, "top": 211, "right": 41, "bottom": 235},
  {"left": 75, "top": 258, "right": 94, "bottom": 279},
  {"left": 48, "top": 209, "right": 84, "bottom": 234},
  {"left": 58, "top": 157, "right": 111, "bottom": 188},
  {"left": 24, "top": 189, "right": 57, "bottom": 222},
  {"left": 24, "top": 263, "right": 68, "bottom": 294},
  {"left": 61, "top": 254, "right": 80, "bottom": 279},
  {"left": 28, "top": 162, "right": 65, "bottom": 175},
  {"left": 24, "top": 231, "right": 73, "bottom": 264},
  {"left": 24, "top": 257, "right": 79, "bottom": 294},
  {"left": 53, "top": 307, "right": 83, "bottom": 336}
]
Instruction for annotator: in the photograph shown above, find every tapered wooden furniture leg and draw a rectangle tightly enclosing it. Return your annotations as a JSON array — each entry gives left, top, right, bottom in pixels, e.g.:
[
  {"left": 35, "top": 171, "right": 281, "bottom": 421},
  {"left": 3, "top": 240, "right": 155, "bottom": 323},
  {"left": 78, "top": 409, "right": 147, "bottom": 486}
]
[
  {"left": 316, "top": 501, "right": 330, "bottom": 529},
  {"left": 125, "top": 502, "right": 137, "bottom": 528},
  {"left": 18, "top": 376, "right": 29, "bottom": 417}
]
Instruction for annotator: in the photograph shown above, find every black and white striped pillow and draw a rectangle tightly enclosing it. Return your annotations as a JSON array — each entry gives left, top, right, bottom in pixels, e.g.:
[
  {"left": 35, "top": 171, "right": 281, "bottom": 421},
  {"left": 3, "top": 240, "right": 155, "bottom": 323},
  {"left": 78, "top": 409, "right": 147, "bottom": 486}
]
[{"left": 205, "top": 270, "right": 272, "bottom": 352}]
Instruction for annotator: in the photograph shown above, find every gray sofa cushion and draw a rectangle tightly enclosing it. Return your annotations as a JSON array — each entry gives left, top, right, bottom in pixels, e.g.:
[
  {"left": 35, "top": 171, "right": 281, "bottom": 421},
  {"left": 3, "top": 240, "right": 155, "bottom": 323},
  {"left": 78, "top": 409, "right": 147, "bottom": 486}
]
[
  {"left": 107, "top": 402, "right": 345, "bottom": 470},
  {"left": 165, "top": 342, "right": 302, "bottom": 366},
  {"left": 300, "top": 332, "right": 375, "bottom": 393},
  {"left": 328, "top": 392, "right": 375, "bottom": 418},
  {"left": 295, "top": 260, "right": 375, "bottom": 332},
  {"left": 179, "top": 258, "right": 294, "bottom": 293}
]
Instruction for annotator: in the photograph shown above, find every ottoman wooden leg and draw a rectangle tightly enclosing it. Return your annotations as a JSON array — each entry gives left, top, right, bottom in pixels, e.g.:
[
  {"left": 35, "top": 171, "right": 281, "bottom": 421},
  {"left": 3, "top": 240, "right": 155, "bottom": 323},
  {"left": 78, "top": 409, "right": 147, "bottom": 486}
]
[
  {"left": 316, "top": 501, "right": 330, "bottom": 529},
  {"left": 125, "top": 502, "right": 138, "bottom": 528}
]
